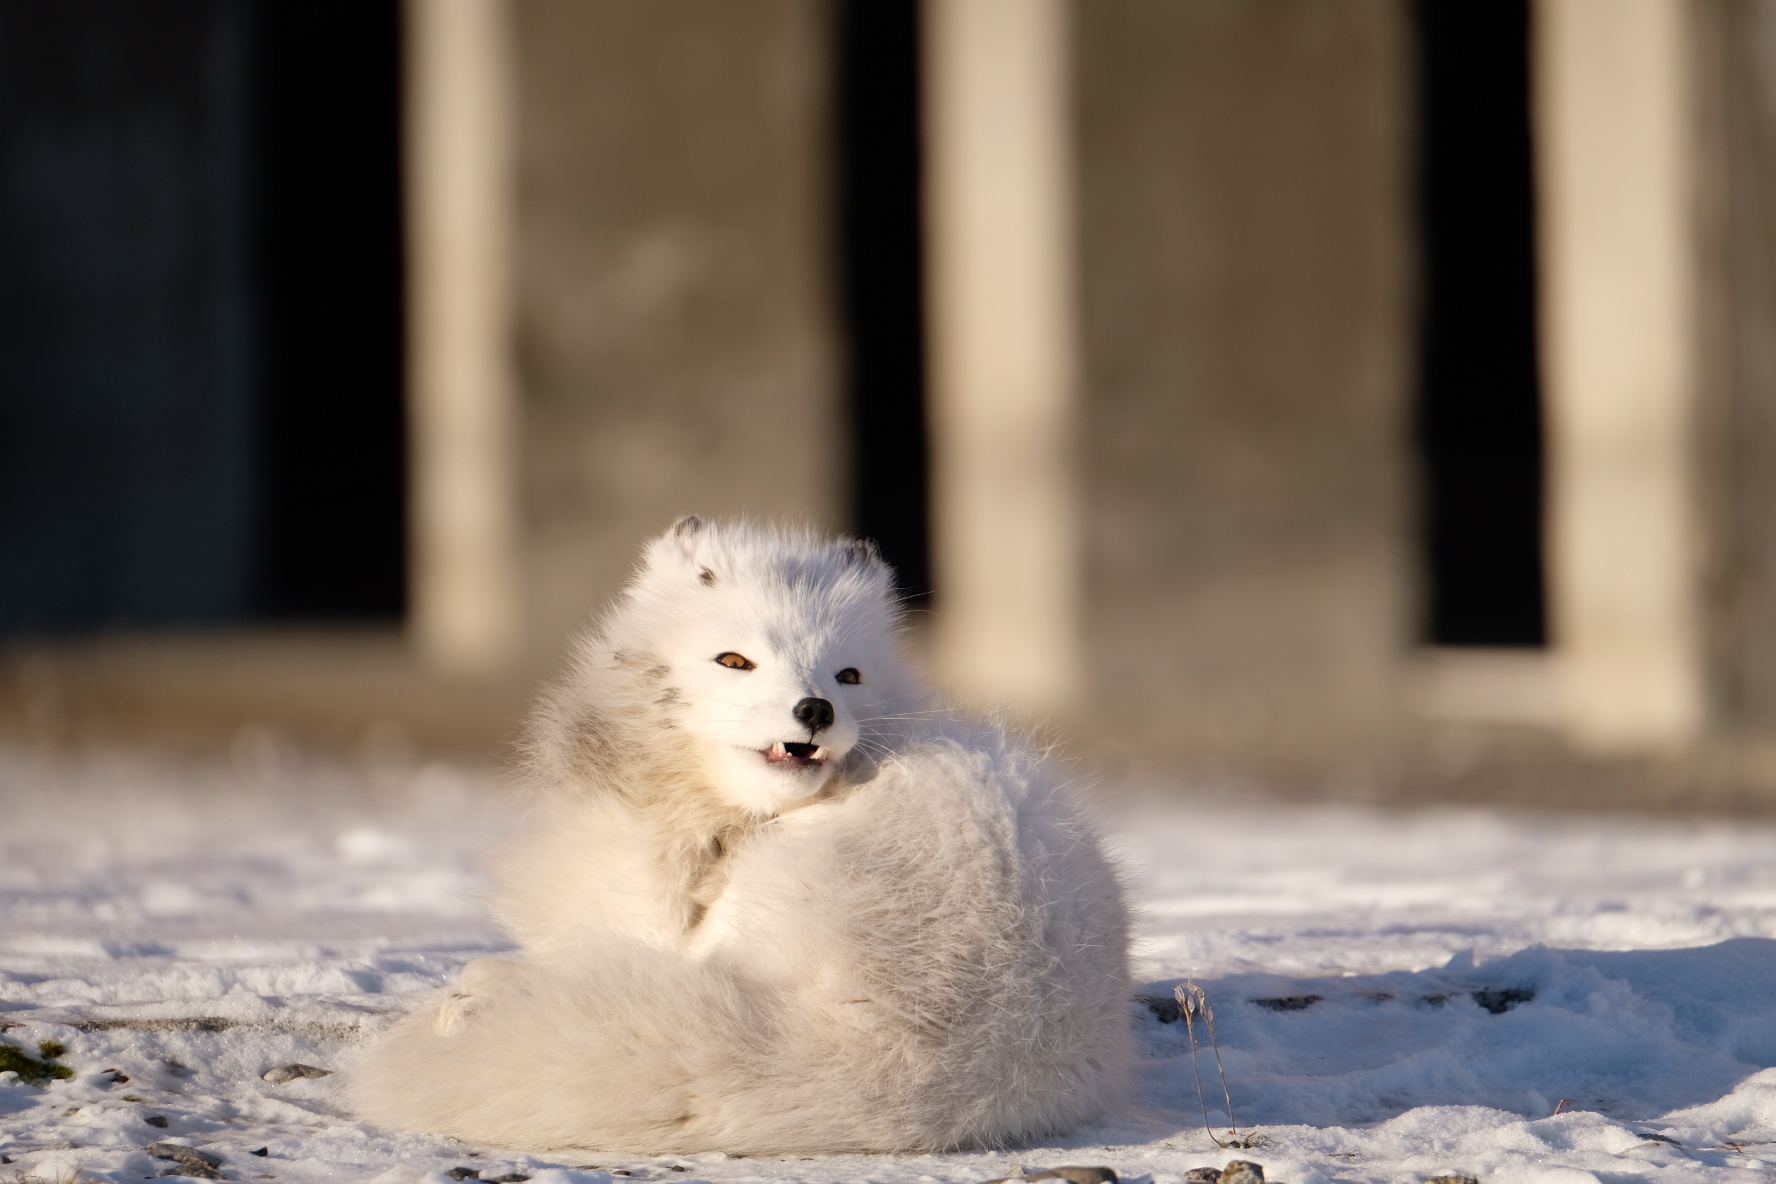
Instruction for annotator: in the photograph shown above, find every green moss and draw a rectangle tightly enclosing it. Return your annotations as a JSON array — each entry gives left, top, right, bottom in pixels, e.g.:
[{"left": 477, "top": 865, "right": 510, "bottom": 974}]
[{"left": 0, "top": 1041, "right": 73, "bottom": 1084}]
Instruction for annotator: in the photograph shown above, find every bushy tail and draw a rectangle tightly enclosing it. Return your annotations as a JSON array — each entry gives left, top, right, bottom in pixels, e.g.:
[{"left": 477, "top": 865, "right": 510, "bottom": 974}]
[
  {"left": 347, "top": 948, "right": 783, "bottom": 1151},
  {"left": 346, "top": 946, "right": 950, "bottom": 1154}
]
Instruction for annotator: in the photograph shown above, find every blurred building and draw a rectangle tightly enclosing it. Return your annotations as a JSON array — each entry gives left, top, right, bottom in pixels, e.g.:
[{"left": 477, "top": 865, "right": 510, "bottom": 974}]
[{"left": 4, "top": 0, "right": 1776, "bottom": 807}]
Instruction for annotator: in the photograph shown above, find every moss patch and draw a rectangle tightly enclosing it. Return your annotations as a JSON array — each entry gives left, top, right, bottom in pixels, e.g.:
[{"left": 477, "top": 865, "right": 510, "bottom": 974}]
[{"left": 0, "top": 1040, "right": 74, "bottom": 1083}]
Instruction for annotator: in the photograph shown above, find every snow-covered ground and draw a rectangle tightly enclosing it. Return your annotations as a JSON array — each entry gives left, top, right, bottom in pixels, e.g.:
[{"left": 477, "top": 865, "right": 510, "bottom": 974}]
[{"left": 4, "top": 745, "right": 1776, "bottom": 1184}]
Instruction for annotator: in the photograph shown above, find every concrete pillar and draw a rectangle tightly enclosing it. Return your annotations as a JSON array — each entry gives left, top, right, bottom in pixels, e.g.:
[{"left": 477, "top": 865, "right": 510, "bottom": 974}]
[
  {"left": 923, "top": 0, "right": 1082, "bottom": 717},
  {"left": 404, "top": 0, "right": 524, "bottom": 674},
  {"left": 1536, "top": 0, "right": 1706, "bottom": 750},
  {"left": 1073, "top": 1, "right": 1414, "bottom": 763},
  {"left": 511, "top": 0, "right": 839, "bottom": 659}
]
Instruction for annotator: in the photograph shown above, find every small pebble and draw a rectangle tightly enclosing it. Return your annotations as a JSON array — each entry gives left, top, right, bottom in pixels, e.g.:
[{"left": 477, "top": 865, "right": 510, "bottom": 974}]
[
  {"left": 447, "top": 1170, "right": 481, "bottom": 1181},
  {"left": 1425, "top": 1177, "right": 1479, "bottom": 1184},
  {"left": 986, "top": 1168, "right": 1117, "bottom": 1184},
  {"left": 144, "top": 1143, "right": 225, "bottom": 1180},
  {"left": 1184, "top": 1171, "right": 1221, "bottom": 1183},
  {"left": 1220, "top": 1162, "right": 1265, "bottom": 1184},
  {"left": 145, "top": 1115, "right": 170, "bottom": 1128},
  {"left": 262, "top": 1063, "right": 333, "bottom": 1084},
  {"left": 144, "top": 1143, "right": 223, "bottom": 1168},
  {"left": 251, "top": 1148, "right": 270, "bottom": 1157}
]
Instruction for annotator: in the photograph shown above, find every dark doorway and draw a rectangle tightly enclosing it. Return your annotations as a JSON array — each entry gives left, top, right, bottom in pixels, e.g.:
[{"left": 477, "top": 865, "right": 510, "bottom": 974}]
[
  {"left": 0, "top": 0, "right": 263, "bottom": 633},
  {"left": 0, "top": 0, "right": 405, "bottom": 636},
  {"left": 256, "top": 0, "right": 405, "bottom": 620},
  {"left": 836, "top": 0, "right": 930, "bottom": 602},
  {"left": 1413, "top": 0, "right": 1546, "bottom": 646}
]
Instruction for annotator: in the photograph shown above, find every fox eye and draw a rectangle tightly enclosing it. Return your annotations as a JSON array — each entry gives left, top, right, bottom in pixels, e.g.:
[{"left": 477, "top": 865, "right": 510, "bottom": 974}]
[
  {"left": 835, "top": 668, "right": 861, "bottom": 685},
  {"left": 715, "top": 652, "right": 756, "bottom": 671}
]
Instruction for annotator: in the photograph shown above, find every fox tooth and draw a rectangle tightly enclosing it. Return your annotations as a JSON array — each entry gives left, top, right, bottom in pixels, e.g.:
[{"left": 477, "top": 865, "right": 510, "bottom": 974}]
[
  {"left": 769, "top": 741, "right": 787, "bottom": 757},
  {"left": 812, "top": 746, "right": 828, "bottom": 761}
]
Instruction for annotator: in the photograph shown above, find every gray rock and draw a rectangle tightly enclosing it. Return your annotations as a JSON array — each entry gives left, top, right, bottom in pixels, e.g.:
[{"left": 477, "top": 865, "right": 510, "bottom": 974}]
[
  {"left": 1220, "top": 1161, "right": 1265, "bottom": 1184},
  {"left": 1184, "top": 1170, "right": 1221, "bottom": 1183},
  {"left": 1425, "top": 1176, "right": 1479, "bottom": 1184},
  {"left": 982, "top": 1168, "right": 1117, "bottom": 1184},
  {"left": 146, "top": 1143, "right": 225, "bottom": 1178},
  {"left": 262, "top": 1063, "right": 333, "bottom": 1084},
  {"left": 1026, "top": 1169, "right": 1119, "bottom": 1184},
  {"left": 144, "top": 1143, "right": 223, "bottom": 1169}
]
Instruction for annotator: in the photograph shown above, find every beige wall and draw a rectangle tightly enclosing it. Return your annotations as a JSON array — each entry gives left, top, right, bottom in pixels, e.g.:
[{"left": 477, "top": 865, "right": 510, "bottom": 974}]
[
  {"left": 1703, "top": 0, "right": 1776, "bottom": 735},
  {"left": 1072, "top": 0, "right": 1416, "bottom": 762},
  {"left": 511, "top": 0, "right": 841, "bottom": 661}
]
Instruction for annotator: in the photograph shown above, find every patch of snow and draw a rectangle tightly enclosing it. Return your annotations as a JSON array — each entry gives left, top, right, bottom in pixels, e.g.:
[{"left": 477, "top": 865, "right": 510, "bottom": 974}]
[{"left": 3, "top": 746, "right": 1776, "bottom": 1184}]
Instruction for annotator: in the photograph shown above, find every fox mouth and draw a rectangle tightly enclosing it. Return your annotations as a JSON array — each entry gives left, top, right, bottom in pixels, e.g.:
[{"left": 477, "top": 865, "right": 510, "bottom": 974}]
[{"left": 762, "top": 740, "right": 827, "bottom": 770}]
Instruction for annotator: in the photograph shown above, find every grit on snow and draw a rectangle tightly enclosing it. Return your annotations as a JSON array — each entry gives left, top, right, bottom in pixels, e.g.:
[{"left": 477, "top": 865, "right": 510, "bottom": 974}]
[{"left": 4, "top": 746, "right": 1776, "bottom": 1184}]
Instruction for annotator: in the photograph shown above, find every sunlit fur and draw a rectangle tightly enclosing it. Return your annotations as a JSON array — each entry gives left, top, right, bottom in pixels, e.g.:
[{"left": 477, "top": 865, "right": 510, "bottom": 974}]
[{"left": 347, "top": 519, "right": 1132, "bottom": 1154}]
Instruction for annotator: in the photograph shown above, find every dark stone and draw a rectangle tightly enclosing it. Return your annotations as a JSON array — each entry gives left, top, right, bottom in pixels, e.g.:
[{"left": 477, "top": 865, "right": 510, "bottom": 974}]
[
  {"left": 262, "top": 1063, "right": 333, "bottom": 1084},
  {"left": 1184, "top": 1170, "right": 1221, "bottom": 1182},
  {"left": 489, "top": 1175, "right": 531, "bottom": 1183},
  {"left": 1024, "top": 1169, "right": 1118, "bottom": 1184},
  {"left": 145, "top": 1116, "right": 170, "bottom": 1128},
  {"left": 1252, "top": 996, "right": 1322, "bottom": 1012},
  {"left": 1220, "top": 1161, "right": 1265, "bottom": 1184},
  {"left": 1141, "top": 994, "right": 1184, "bottom": 1023},
  {"left": 447, "top": 1170, "right": 481, "bottom": 1181},
  {"left": 145, "top": 1143, "right": 222, "bottom": 1169},
  {"left": 1634, "top": 1133, "right": 1681, "bottom": 1146},
  {"left": 1471, "top": 988, "right": 1534, "bottom": 1014},
  {"left": 1425, "top": 1176, "right": 1478, "bottom": 1184},
  {"left": 251, "top": 1148, "right": 269, "bottom": 1157}
]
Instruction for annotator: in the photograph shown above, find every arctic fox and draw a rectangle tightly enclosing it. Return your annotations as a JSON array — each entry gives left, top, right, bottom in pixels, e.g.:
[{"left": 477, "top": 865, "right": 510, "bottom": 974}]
[{"left": 348, "top": 518, "right": 1131, "bottom": 1154}]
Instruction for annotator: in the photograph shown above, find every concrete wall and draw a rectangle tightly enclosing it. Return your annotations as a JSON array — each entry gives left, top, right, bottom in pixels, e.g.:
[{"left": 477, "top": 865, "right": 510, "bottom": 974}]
[
  {"left": 1705, "top": 0, "right": 1776, "bottom": 736},
  {"left": 1072, "top": 0, "right": 1416, "bottom": 763},
  {"left": 511, "top": 0, "right": 840, "bottom": 660}
]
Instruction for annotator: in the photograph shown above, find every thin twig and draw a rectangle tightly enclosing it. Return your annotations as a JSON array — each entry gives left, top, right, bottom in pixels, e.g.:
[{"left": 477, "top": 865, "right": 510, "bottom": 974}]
[
  {"left": 1175, "top": 982, "right": 1225, "bottom": 1149},
  {"left": 1197, "top": 981, "right": 1240, "bottom": 1143},
  {"left": 1178, "top": 979, "right": 1243, "bottom": 1146}
]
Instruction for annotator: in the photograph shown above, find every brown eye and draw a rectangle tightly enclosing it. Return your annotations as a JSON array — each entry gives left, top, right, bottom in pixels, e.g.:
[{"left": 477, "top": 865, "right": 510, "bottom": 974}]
[
  {"left": 835, "top": 667, "right": 861, "bottom": 685},
  {"left": 715, "top": 652, "right": 756, "bottom": 670}
]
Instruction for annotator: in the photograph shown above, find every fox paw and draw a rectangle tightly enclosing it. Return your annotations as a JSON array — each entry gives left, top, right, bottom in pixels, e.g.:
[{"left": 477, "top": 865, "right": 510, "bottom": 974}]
[{"left": 434, "top": 958, "right": 522, "bottom": 1035}]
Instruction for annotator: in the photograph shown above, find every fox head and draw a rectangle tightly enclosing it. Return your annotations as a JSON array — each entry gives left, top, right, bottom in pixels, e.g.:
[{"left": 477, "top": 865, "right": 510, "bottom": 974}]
[{"left": 549, "top": 518, "right": 924, "bottom": 816}]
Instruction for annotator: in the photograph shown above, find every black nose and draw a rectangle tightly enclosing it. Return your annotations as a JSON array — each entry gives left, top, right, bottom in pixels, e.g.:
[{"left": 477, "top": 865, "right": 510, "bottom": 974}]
[{"left": 792, "top": 697, "right": 835, "bottom": 733}]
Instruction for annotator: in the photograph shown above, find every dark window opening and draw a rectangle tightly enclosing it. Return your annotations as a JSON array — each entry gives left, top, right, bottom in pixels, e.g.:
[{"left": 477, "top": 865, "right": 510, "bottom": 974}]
[
  {"left": 256, "top": 0, "right": 405, "bottom": 620},
  {"left": 0, "top": 0, "right": 405, "bottom": 637},
  {"left": 837, "top": 0, "right": 930, "bottom": 604},
  {"left": 1414, "top": 0, "right": 1546, "bottom": 646},
  {"left": 0, "top": 0, "right": 262, "bottom": 634}
]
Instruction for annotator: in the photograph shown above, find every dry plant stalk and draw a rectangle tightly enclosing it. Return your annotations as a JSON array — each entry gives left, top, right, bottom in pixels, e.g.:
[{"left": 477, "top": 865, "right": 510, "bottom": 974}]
[{"left": 1176, "top": 978, "right": 1243, "bottom": 1148}]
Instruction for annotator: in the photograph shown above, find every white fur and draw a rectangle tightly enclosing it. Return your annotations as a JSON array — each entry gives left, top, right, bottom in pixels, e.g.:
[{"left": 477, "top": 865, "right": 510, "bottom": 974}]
[{"left": 347, "top": 520, "right": 1132, "bottom": 1153}]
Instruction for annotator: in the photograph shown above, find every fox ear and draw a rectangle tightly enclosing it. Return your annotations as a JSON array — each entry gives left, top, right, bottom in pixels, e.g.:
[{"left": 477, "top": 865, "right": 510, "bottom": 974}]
[
  {"left": 668, "top": 515, "right": 707, "bottom": 563},
  {"left": 839, "top": 537, "right": 894, "bottom": 592},
  {"left": 643, "top": 515, "right": 709, "bottom": 579},
  {"left": 841, "top": 537, "right": 883, "bottom": 569}
]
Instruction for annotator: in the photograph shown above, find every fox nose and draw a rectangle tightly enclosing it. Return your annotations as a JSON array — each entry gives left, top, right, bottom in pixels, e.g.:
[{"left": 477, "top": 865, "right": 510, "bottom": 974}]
[{"left": 792, "top": 697, "right": 835, "bottom": 733}]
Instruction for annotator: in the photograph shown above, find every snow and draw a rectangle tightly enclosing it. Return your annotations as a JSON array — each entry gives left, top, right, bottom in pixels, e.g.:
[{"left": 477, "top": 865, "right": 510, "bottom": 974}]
[{"left": 5, "top": 746, "right": 1776, "bottom": 1184}]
